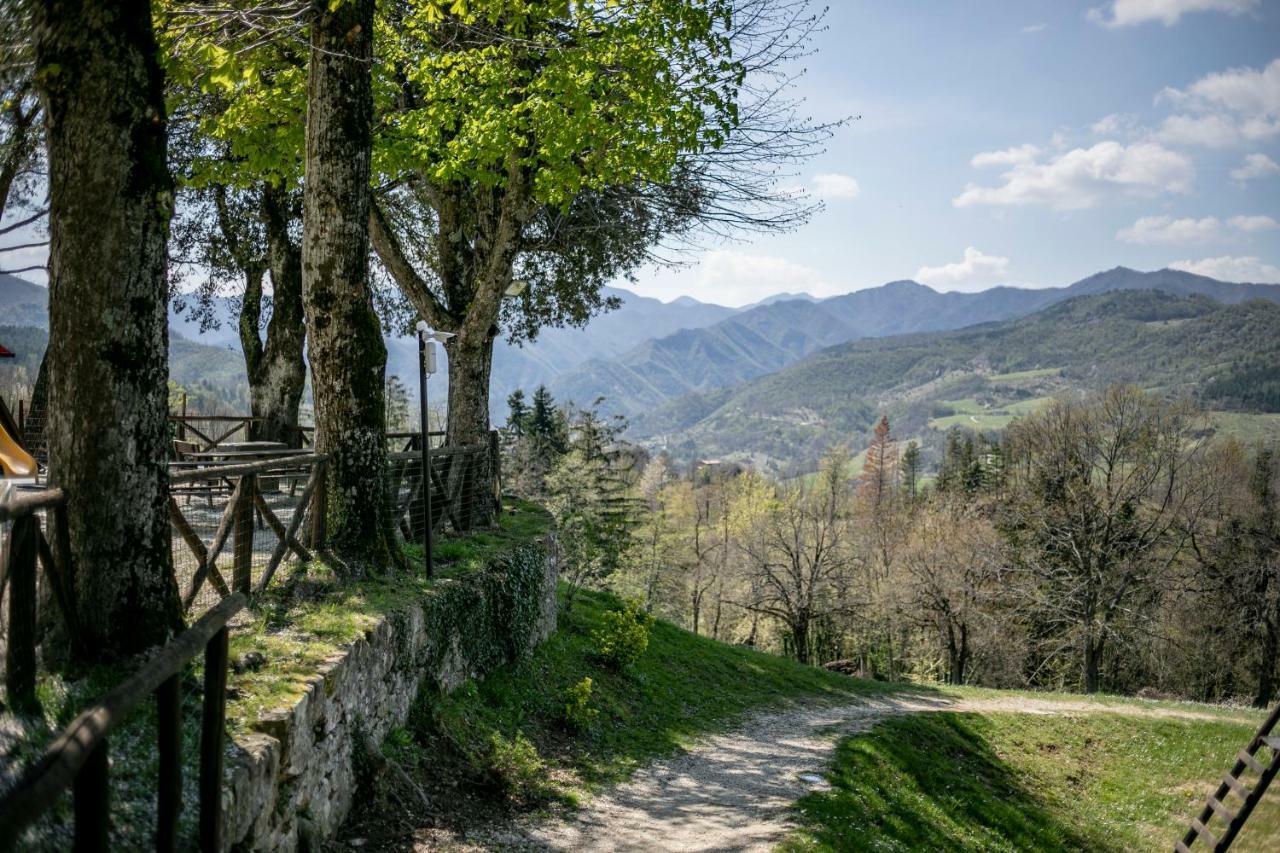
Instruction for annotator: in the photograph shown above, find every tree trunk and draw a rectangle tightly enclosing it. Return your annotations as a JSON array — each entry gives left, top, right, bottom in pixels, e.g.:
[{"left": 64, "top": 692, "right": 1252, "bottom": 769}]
[
  {"left": 35, "top": 0, "right": 183, "bottom": 657},
  {"left": 301, "top": 0, "right": 398, "bottom": 570},
  {"left": 445, "top": 318, "right": 496, "bottom": 446},
  {"left": 251, "top": 182, "right": 307, "bottom": 445},
  {"left": 1254, "top": 619, "right": 1278, "bottom": 709},
  {"left": 1083, "top": 634, "right": 1103, "bottom": 694},
  {"left": 791, "top": 617, "right": 811, "bottom": 665}
]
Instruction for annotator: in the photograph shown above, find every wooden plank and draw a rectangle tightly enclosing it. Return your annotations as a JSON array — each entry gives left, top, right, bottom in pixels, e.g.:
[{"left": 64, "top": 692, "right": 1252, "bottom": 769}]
[
  {"left": 5, "top": 515, "right": 39, "bottom": 711},
  {"left": 156, "top": 674, "right": 181, "bottom": 853},
  {"left": 0, "top": 593, "right": 246, "bottom": 848},
  {"left": 35, "top": 525, "right": 77, "bottom": 638},
  {"left": 1261, "top": 736, "right": 1280, "bottom": 752},
  {"left": 181, "top": 481, "right": 240, "bottom": 610},
  {"left": 1206, "top": 795, "right": 1234, "bottom": 822},
  {"left": 309, "top": 459, "right": 328, "bottom": 549},
  {"left": 1191, "top": 818, "right": 1217, "bottom": 847},
  {"left": 72, "top": 738, "right": 109, "bottom": 852},
  {"left": 0, "top": 487, "right": 65, "bottom": 523},
  {"left": 253, "top": 490, "right": 312, "bottom": 564},
  {"left": 1175, "top": 841, "right": 1193, "bottom": 853},
  {"left": 170, "top": 453, "right": 326, "bottom": 485},
  {"left": 1223, "top": 773, "right": 1250, "bottom": 800},
  {"left": 199, "top": 626, "right": 230, "bottom": 852},
  {"left": 255, "top": 465, "right": 323, "bottom": 595},
  {"left": 233, "top": 473, "right": 256, "bottom": 594},
  {"left": 1238, "top": 750, "right": 1265, "bottom": 775}
]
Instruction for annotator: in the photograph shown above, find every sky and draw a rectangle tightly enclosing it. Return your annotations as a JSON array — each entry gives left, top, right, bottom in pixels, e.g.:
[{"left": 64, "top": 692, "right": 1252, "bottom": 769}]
[
  {"left": 4, "top": 1, "right": 1278, "bottom": 308},
  {"left": 622, "top": 0, "right": 1280, "bottom": 306}
]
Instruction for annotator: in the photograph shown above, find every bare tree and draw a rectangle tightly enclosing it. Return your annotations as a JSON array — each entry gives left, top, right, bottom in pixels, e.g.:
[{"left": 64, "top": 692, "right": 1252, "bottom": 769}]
[
  {"left": 740, "top": 449, "right": 859, "bottom": 664},
  {"left": 1002, "top": 387, "right": 1209, "bottom": 693}
]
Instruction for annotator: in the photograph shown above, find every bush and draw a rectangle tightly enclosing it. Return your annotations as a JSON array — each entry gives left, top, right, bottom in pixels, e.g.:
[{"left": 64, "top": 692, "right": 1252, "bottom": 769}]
[
  {"left": 592, "top": 598, "right": 654, "bottom": 670},
  {"left": 562, "top": 676, "right": 599, "bottom": 731},
  {"left": 484, "top": 731, "right": 543, "bottom": 792}
]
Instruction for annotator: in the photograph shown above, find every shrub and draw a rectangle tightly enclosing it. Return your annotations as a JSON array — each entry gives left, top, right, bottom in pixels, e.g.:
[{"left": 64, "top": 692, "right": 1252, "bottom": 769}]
[
  {"left": 484, "top": 731, "right": 543, "bottom": 792},
  {"left": 592, "top": 598, "right": 654, "bottom": 670},
  {"left": 563, "top": 677, "right": 599, "bottom": 731}
]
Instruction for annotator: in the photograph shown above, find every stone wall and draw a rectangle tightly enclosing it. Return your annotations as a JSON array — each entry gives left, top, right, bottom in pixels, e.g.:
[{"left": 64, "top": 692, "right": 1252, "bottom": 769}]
[{"left": 221, "top": 540, "right": 558, "bottom": 851}]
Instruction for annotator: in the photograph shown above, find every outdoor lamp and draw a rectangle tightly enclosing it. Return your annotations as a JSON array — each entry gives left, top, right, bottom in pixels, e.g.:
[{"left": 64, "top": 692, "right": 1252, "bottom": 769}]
[{"left": 415, "top": 321, "right": 454, "bottom": 577}]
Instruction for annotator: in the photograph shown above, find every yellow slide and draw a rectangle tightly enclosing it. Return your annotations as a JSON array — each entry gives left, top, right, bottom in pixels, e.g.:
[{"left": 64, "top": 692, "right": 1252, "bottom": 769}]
[{"left": 0, "top": 421, "right": 36, "bottom": 477}]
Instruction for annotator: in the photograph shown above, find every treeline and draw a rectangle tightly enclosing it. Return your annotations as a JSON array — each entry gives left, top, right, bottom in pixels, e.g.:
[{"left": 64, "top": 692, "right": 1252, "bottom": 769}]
[{"left": 506, "top": 384, "right": 1280, "bottom": 707}]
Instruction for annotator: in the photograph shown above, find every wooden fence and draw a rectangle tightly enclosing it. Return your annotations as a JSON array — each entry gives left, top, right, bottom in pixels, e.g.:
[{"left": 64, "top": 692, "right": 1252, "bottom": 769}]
[{"left": 0, "top": 592, "right": 245, "bottom": 850}]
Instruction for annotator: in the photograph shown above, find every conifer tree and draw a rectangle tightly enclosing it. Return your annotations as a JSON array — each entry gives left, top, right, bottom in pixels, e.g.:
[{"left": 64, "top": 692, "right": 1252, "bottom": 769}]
[{"left": 860, "top": 415, "right": 898, "bottom": 508}]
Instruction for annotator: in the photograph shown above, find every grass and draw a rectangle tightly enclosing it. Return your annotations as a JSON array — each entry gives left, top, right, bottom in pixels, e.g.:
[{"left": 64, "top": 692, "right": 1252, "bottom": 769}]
[
  {"left": 224, "top": 499, "right": 551, "bottom": 731},
  {"left": 780, "top": 710, "right": 1280, "bottom": 852},
  {"left": 928, "top": 397, "right": 1052, "bottom": 432},
  {"left": 409, "top": 587, "right": 908, "bottom": 803},
  {"left": 988, "top": 367, "right": 1062, "bottom": 383},
  {"left": 1210, "top": 411, "right": 1280, "bottom": 445}
]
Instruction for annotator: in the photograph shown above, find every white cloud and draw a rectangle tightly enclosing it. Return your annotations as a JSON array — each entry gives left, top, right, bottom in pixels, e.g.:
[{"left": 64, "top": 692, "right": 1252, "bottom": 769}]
[
  {"left": 915, "top": 247, "right": 1011, "bottom": 292},
  {"left": 1021, "top": 22, "right": 1048, "bottom": 33},
  {"left": 1231, "top": 152, "right": 1280, "bottom": 181},
  {"left": 1090, "top": 113, "right": 1143, "bottom": 137},
  {"left": 954, "top": 141, "right": 1194, "bottom": 210},
  {"left": 1116, "top": 213, "right": 1278, "bottom": 243},
  {"left": 1169, "top": 255, "right": 1280, "bottom": 282},
  {"left": 1227, "top": 214, "right": 1280, "bottom": 232},
  {"left": 1152, "top": 59, "right": 1280, "bottom": 147},
  {"left": 625, "top": 251, "right": 830, "bottom": 307},
  {"left": 970, "top": 144, "right": 1040, "bottom": 168},
  {"left": 811, "top": 173, "right": 861, "bottom": 200},
  {"left": 1117, "top": 215, "right": 1223, "bottom": 244},
  {"left": 1088, "top": 0, "right": 1257, "bottom": 27}
]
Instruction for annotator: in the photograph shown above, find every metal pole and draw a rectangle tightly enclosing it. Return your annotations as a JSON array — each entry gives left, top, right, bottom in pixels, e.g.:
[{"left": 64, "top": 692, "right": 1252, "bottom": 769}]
[{"left": 418, "top": 330, "right": 434, "bottom": 578}]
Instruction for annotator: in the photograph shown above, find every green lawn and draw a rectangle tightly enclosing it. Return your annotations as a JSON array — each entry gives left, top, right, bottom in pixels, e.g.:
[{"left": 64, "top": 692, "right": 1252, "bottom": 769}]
[{"left": 780, "top": 710, "right": 1280, "bottom": 852}]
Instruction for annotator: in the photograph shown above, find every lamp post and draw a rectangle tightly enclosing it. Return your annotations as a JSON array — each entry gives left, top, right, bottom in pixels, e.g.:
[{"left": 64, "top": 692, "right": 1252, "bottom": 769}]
[{"left": 416, "top": 321, "right": 454, "bottom": 577}]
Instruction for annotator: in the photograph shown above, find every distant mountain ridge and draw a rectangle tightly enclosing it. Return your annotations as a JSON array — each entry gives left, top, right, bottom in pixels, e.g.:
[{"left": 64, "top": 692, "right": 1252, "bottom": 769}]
[
  {"left": 628, "top": 289, "right": 1280, "bottom": 472},
  {"left": 546, "top": 267, "right": 1280, "bottom": 417}
]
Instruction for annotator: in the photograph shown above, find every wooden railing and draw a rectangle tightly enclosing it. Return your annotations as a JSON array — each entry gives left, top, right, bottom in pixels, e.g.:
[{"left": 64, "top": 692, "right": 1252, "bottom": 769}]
[
  {"left": 0, "top": 486, "right": 73, "bottom": 711},
  {"left": 0, "top": 592, "right": 246, "bottom": 851},
  {"left": 169, "top": 454, "right": 328, "bottom": 615}
]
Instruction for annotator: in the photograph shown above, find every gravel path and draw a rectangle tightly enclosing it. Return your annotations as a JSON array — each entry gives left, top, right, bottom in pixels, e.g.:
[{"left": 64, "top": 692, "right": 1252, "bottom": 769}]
[{"left": 423, "top": 693, "right": 1258, "bottom": 853}]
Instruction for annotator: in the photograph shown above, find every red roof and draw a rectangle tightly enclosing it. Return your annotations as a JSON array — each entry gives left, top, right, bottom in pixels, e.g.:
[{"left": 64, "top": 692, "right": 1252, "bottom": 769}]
[{"left": 0, "top": 344, "right": 13, "bottom": 358}]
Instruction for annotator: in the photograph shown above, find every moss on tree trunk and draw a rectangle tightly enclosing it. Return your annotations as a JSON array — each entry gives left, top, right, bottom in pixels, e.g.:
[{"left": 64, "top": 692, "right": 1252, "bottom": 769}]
[
  {"left": 300, "top": 0, "right": 400, "bottom": 571},
  {"left": 35, "top": 0, "right": 184, "bottom": 657}
]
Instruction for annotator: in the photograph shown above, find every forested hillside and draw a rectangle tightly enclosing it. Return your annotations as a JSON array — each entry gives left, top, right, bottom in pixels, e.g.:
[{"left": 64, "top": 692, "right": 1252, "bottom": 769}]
[
  {"left": 630, "top": 290, "right": 1280, "bottom": 472},
  {"left": 550, "top": 267, "right": 1280, "bottom": 418}
]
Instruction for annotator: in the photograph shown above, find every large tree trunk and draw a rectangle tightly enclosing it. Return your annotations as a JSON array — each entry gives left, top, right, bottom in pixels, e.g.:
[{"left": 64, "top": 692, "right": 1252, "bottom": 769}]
[
  {"left": 1254, "top": 619, "right": 1278, "bottom": 709},
  {"left": 444, "top": 319, "right": 495, "bottom": 446},
  {"left": 35, "top": 0, "right": 183, "bottom": 657},
  {"left": 1083, "top": 634, "right": 1103, "bottom": 694},
  {"left": 301, "top": 0, "right": 398, "bottom": 570},
  {"left": 250, "top": 182, "right": 307, "bottom": 445}
]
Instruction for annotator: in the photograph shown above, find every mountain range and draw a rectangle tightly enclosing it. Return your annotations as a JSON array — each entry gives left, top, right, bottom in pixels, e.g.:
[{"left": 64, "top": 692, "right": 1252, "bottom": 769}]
[
  {"left": 628, "top": 289, "right": 1280, "bottom": 474},
  {"left": 546, "top": 267, "right": 1280, "bottom": 419}
]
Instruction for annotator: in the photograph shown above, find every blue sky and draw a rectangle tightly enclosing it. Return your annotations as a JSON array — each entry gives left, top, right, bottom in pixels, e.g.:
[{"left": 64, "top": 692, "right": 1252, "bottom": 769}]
[{"left": 626, "top": 0, "right": 1280, "bottom": 306}]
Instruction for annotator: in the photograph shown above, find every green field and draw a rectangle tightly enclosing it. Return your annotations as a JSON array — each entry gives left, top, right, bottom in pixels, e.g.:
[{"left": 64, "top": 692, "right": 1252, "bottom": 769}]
[
  {"left": 927, "top": 397, "right": 1052, "bottom": 432},
  {"left": 1211, "top": 411, "right": 1280, "bottom": 445},
  {"left": 781, "top": 710, "right": 1280, "bottom": 852},
  {"left": 987, "top": 367, "right": 1062, "bottom": 383}
]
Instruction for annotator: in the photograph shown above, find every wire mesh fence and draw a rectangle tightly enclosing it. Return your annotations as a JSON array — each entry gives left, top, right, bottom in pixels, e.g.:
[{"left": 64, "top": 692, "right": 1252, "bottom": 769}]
[
  {"left": 388, "top": 441, "right": 501, "bottom": 546},
  {"left": 170, "top": 454, "right": 326, "bottom": 619}
]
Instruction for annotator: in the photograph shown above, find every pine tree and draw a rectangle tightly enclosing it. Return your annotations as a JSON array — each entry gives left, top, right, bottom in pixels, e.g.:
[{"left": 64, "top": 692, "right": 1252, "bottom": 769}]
[
  {"left": 505, "top": 389, "right": 529, "bottom": 437},
  {"left": 901, "top": 440, "right": 922, "bottom": 502},
  {"left": 860, "top": 415, "right": 898, "bottom": 507}
]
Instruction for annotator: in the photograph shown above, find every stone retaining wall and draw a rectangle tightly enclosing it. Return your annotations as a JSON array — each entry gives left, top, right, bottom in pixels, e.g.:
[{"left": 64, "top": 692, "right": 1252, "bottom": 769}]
[{"left": 221, "top": 540, "right": 558, "bottom": 851}]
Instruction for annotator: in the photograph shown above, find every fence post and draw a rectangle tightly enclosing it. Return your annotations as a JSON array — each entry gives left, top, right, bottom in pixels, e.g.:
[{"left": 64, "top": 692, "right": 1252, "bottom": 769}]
[
  {"left": 199, "top": 626, "right": 229, "bottom": 851},
  {"left": 233, "top": 473, "right": 256, "bottom": 594},
  {"left": 488, "top": 429, "right": 502, "bottom": 518},
  {"left": 5, "top": 515, "right": 39, "bottom": 712},
  {"left": 156, "top": 673, "right": 182, "bottom": 852},
  {"left": 310, "top": 460, "right": 327, "bottom": 550},
  {"left": 73, "top": 738, "right": 110, "bottom": 851}
]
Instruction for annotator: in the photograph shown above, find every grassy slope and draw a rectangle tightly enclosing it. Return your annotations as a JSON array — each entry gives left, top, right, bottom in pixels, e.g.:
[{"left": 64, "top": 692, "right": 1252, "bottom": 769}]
[
  {"left": 781, "top": 709, "right": 1280, "bottom": 852},
  {"left": 405, "top": 588, "right": 903, "bottom": 807}
]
